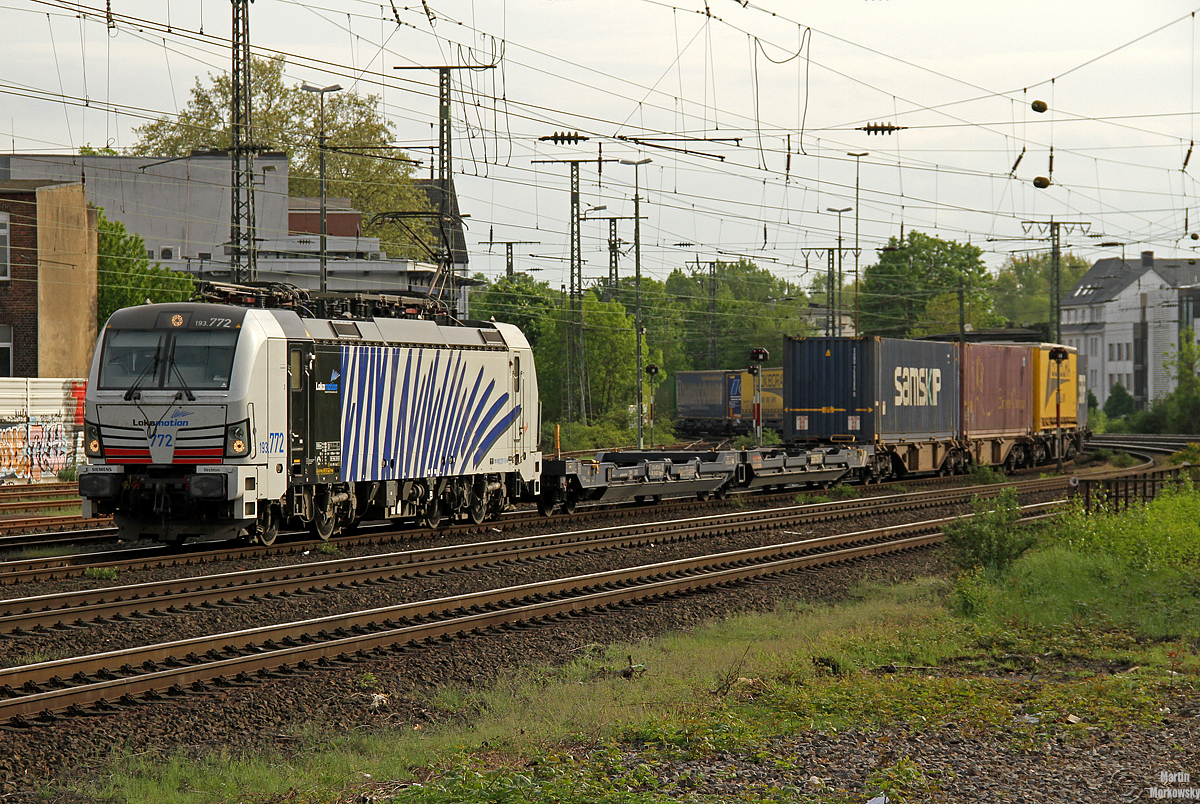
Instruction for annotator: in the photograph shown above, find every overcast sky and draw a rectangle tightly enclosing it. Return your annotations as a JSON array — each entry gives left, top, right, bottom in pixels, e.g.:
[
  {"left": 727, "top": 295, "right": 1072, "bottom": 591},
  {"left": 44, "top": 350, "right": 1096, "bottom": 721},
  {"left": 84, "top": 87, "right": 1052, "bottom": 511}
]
[{"left": 5, "top": 0, "right": 1200, "bottom": 290}]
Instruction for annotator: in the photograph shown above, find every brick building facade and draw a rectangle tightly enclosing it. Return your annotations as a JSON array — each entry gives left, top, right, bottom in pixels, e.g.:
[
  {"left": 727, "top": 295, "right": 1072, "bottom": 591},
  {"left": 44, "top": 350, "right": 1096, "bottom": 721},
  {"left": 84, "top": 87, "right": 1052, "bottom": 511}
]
[{"left": 0, "top": 181, "right": 97, "bottom": 377}]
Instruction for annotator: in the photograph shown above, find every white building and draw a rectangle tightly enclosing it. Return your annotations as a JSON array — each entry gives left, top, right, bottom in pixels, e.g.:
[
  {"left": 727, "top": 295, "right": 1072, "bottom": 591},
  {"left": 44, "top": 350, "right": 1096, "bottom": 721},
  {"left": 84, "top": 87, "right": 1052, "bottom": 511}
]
[
  {"left": 0, "top": 153, "right": 474, "bottom": 314},
  {"left": 1061, "top": 251, "right": 1200, "bottom": 410}
]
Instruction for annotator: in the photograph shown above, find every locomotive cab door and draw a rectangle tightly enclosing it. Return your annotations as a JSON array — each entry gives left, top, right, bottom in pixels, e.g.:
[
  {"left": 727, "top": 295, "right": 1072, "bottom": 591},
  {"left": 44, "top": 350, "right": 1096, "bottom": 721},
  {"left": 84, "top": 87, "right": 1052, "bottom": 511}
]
[
  {"left": 288, "top": 342, "right": 314, "bottom": 483},
  {"left": 512, "top": 352, "right": 524, "bottom": 456}
]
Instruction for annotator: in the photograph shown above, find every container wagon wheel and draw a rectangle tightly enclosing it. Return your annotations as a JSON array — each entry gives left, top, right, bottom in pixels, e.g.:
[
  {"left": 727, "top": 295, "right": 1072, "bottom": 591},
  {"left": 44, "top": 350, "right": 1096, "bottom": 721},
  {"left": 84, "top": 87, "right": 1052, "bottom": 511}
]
[
  {"left": 561, "top": 495, "right": 577, "bottom": 514},
  {"left": 537, "top": 493, "right": 556, "bottom": 517}
]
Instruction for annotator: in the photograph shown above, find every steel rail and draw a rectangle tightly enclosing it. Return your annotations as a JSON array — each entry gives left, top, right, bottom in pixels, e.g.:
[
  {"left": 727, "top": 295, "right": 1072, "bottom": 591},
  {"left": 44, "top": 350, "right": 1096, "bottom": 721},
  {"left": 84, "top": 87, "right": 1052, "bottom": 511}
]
[
  {"left": 0, "top": 491, "right": 1060, "bottom": 636},
  {"left": 0, "top": 505, "right": 1062, "bottom": 727}
]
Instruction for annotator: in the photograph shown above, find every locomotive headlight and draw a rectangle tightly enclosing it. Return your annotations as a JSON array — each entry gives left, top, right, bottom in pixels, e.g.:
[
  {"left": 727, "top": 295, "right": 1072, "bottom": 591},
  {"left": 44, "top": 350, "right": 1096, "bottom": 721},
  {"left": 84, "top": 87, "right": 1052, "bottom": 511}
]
[
  {"left": 225, "top": 419, "right": 251, "bottom": 457},
  {"left": 84, "top": 422, "right": 103, "bottom": 458}
]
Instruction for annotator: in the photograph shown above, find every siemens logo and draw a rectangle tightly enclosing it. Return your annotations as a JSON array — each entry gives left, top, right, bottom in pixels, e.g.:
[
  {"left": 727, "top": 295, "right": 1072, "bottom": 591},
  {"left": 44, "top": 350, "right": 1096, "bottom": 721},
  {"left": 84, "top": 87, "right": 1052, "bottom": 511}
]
[
  {"left": 134, "top": 418, "right": 189, "bottom": 427},
  {"left": 893, "top": 367, "right": 942, "bottom": 407}
]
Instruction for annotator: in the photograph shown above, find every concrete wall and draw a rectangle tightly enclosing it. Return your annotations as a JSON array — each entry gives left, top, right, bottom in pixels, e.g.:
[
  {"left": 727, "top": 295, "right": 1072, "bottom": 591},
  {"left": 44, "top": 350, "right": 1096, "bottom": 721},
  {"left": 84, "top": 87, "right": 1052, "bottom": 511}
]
[
  {"left": 0, "top": 378, "right": 86, "bottom": 480},
  {"left": 0, "top": 153, "right": 290, "bottom": 263},
  {"left": 37, "top": 185, "right": 97, "bottom": 377}
]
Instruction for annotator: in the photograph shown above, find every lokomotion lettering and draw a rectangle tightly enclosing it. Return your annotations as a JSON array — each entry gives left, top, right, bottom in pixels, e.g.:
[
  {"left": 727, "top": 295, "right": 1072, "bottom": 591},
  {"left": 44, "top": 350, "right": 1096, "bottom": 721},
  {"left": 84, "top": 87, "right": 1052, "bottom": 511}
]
[{"left": 893, "top": 367, "right": 942, "bottom": 407}]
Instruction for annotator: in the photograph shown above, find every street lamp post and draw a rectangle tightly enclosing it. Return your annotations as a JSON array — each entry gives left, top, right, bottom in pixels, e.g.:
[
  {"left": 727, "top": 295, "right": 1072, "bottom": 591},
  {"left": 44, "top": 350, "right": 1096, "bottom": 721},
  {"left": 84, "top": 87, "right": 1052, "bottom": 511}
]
[
  {"left": 621, "top": 157, "right": 652, "bottom": 449},
  {"left": 301, "top": 82, "right": 343, "bottom": 293},
  {"left": 848, "top": 153, "right": 867, "bottom": 334},
  {"left": 827, "top": 207, "right": 851, "bottom": 336}
]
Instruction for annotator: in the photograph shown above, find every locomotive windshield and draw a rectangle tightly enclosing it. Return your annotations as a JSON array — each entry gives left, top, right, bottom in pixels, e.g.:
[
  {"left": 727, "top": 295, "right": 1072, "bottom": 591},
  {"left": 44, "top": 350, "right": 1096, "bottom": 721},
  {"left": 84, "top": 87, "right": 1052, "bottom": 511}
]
[{"left": 98, "top": 328, "right": 239, "bottom": 391}]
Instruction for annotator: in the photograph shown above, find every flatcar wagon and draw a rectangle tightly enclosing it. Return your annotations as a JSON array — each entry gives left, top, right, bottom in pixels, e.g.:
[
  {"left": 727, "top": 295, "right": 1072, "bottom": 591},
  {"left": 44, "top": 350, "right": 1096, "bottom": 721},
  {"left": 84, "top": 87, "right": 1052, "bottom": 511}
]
[{"left": 782, "top": 336, "right": 1084, "bottom": 482}]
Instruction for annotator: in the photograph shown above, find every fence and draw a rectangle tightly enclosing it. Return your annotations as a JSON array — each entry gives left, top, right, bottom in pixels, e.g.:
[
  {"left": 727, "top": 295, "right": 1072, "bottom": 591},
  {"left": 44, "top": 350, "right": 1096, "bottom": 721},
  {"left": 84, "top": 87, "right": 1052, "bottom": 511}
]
[
  {"left": 0, "top": 379, "right": 86, "bottom": 481},
  {"left": 1070, "top": 467, "right": 1186, "bottom": 513}
]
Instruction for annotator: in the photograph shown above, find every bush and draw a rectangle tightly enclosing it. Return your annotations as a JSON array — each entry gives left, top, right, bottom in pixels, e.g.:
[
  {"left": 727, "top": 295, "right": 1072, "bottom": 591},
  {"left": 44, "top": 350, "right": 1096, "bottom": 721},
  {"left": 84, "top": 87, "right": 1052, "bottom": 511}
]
[
  {"left": 1050, "top": 480, "right": 1200, "bottom": 571},
  {"left": 967, "top": 463, "right": 1006, "bottom": 484},
  {"left": 941, "top": 488, "right": 1033, "bottom": 572},
  {"left": 1110, "top": 451, "right": 1139, "bottom": 469},
  {"left": 952, "top": 567, "right": 995, "bottom": 617},
  {"left": 56, "top": 462, "right": 78, "bottom": 482}
]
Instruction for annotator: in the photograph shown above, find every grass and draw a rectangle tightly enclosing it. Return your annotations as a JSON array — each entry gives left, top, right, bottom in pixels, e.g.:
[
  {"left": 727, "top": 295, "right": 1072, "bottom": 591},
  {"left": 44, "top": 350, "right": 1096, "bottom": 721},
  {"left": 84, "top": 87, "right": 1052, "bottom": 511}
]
[
  {"left": 83, "top": 566, "right": 119, "bottom": 581},
  {"left": 71, "top": 486, "right": 1200, "bottom": 804}
]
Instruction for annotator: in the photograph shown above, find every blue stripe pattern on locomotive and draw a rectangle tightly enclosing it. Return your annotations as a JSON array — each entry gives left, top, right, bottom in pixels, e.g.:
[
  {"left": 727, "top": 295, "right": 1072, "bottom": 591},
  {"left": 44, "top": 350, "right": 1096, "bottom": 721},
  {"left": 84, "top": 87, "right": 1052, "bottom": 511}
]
[{"left": 339, "top": 345, "right": 522, "bottom": 481}]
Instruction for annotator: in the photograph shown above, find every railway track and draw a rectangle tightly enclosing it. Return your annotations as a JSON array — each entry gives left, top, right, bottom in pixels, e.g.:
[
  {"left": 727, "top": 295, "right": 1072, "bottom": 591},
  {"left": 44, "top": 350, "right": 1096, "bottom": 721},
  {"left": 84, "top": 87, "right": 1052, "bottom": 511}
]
[
  {"left": 0, "top": 481, "right": 1069, "bottom": 634},
  {"left": 0, "top": 498, "right": 1058, "bottom": 729},
  {"left": 0, "top": 473, "right": 1076, "bottom": 583},
  {"left": 0, "top": 453, "right": 1180, "bottom": 732},
  {"left": 1088, "top": 433, "right": 1196, "bottom": 456}
]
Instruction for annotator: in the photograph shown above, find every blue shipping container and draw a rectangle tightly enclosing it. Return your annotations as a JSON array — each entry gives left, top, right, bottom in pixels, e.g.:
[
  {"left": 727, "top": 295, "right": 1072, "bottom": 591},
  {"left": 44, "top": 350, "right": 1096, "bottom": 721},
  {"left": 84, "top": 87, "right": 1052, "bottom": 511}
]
[{"left": 783, "top": 336, "right": 960, "bottom": 443}]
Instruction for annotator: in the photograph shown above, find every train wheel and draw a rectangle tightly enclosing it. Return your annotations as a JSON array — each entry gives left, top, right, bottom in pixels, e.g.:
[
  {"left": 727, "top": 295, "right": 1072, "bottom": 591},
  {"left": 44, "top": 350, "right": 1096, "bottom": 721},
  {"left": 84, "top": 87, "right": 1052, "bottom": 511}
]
[
  {"left": 468, "top": 490, "right": 486, "bottom": 525},
  {"left": 421, "top": 503, "right": 442, "bottom": 529},
  {"left": 537, "top": 494, "right": 556, "bottom": 517},
  {"left": 562, "top": 496, "right": 577, "bottom": 515},
  {"left": 314, "top": 505, "right": 336, "bottom": 541},
  {"left": 257, "top": 510, "right": 279, "bottom": 547}
]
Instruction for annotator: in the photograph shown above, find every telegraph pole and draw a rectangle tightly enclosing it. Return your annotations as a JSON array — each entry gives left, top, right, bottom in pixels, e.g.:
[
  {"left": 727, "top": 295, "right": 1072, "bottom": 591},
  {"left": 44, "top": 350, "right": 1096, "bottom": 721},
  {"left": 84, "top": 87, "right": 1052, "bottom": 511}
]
[
  {"left": 534, "top": 143, "right": 614, "bottom": 425},
  {"left": 229, "top": 0, "right": 257, "bottom": 283},
  {"left": 395, "top": 64, "right": 496, "bottom": 303},
  {"left": 578, "top": 215, "right": 635, "bottom": 302},
  {"left": 1021, "top": 218, "right": 1089, "bottom": 343},
  {"left": 483, "top": 236, "right": 539, "bottom": 278}
]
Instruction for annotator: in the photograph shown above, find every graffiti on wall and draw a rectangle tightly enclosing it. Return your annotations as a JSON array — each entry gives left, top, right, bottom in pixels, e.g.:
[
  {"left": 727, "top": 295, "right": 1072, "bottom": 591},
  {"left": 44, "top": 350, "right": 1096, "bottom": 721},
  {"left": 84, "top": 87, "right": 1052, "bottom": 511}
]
[{"left": 0, "top": 423, "right": 79, "bottom": 480}]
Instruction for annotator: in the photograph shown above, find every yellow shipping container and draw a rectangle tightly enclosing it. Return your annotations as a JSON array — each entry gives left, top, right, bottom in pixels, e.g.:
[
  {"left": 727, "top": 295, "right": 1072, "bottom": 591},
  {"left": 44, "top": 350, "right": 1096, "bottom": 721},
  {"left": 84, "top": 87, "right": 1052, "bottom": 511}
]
[
  {"left": 1031, "top": 344, "right": 1078, "bottom": 432},
  {"left": 739, "top": 367, "right": 783, "bottom": 423}
]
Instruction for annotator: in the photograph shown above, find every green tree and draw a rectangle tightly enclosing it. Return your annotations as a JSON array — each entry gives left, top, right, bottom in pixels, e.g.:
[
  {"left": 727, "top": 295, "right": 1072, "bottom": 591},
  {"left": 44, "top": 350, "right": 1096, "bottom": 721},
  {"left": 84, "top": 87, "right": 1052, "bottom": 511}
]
[
  {"left": 859, "top": 231, "right": 998, "bottom": 338},
  {"left": 1164, "top": 328, "right": 1200, "bottom": 433},
  {"left": 131, "top": 55, "right": 432, "bottom": 260},
  {"left": 534, "top": 291, "right": 661, "bottom": 426},
  {"left": 662, "top": 259, "right": 810, "bottom": 370},
  {"left": 96, "top": 210, "right": 193, "bottom": 326},
  {"left": 992, "top": 252, "right": 1091, "bottom": 328},
  {"left": 1102, "top": 383, "right": 1136, "bottom": 419},
  {"left": 469, "top": 274, "right": 560, "bottom": 352}
]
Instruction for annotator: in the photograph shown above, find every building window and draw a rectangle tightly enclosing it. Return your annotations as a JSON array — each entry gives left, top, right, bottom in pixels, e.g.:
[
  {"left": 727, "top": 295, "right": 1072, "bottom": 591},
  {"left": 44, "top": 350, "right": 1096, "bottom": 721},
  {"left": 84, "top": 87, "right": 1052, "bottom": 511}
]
[
  {"left": 1127, "top": 342, "right": 1132, "bottom": 360},
  {"left": 0, "top": 212, "right": 8, "bottom": 280},
  {"left": 0, "top": 325, "right": 11, "bottom": 376},
  {"left": 1109, "top": 343, "right": 1115, "bottom": 361},
  {"left": 1109, "top": 374, "right": 1115, "bottom": 389},
  {"left": 1126, "top": 373, "right": 1132, "bottom": 389}
]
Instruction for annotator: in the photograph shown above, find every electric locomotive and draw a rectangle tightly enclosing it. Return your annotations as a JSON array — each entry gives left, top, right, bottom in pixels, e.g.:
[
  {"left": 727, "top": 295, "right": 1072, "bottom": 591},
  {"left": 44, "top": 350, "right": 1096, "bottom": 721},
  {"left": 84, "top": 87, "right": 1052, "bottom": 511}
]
[{"left": 78, "top": 284, "right": 541, "bottom": 545}]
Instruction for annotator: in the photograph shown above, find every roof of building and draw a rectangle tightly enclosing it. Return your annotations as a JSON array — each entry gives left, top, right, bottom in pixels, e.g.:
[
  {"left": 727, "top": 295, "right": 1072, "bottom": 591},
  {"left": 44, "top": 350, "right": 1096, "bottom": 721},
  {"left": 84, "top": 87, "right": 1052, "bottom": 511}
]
[
  {"left": 0, "top": 179, "right": 81, "bottom": 193},
  {"left": 1065, "top": 253, "right": 1200, "bottom": 306}
]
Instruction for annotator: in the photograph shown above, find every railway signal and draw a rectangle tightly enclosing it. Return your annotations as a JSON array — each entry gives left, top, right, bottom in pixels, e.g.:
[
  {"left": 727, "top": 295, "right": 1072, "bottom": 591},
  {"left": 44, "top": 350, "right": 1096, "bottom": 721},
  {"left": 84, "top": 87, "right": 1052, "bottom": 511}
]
[
  {"left": 645, "top": 364, "right": 660, "bottom": 448},
  {"left": 749, "top": 349, "right": 769, "bottom": 446}
]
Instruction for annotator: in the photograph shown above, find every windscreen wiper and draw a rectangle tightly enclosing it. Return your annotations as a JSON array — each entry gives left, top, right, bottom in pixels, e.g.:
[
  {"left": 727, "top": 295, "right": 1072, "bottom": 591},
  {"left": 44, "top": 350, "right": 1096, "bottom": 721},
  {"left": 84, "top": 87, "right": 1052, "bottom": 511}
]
[
  {"left": 166, "top": 339, "right": 196, "bottom": 401},
  {"left": 123, "top": 354, "right": 160, "bottom": 401}
]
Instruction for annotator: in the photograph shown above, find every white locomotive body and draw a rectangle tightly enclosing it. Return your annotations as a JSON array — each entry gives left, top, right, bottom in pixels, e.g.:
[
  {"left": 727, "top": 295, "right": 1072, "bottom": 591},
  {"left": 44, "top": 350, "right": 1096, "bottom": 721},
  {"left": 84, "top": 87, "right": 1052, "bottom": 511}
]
[{"left": 79, "top": 299, "right": 540, "bottom": 544}]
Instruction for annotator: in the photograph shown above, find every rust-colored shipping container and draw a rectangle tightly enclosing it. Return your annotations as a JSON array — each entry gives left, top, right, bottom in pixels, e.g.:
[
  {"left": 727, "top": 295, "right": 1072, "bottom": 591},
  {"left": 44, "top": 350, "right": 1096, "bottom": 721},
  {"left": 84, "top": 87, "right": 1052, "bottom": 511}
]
[{"left": 962, "top": 343, "right": 1034, "bottom": 438}]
